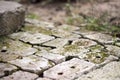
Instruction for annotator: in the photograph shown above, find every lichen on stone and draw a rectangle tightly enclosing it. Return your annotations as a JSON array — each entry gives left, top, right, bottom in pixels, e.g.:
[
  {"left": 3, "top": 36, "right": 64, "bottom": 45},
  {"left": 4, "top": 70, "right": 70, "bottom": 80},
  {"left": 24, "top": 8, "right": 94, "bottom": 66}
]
[
  {"left": 63, "top": 44, "right": 80, "bottom": 53},
  {"left": 89, "top": 45, "right": 104, "bottom": 52},
  {"left": 84, "top": 51, "right": 109, "bottom": 64},
  {"left": 59, "top": 44, "right": 88, "bottom": 56}
]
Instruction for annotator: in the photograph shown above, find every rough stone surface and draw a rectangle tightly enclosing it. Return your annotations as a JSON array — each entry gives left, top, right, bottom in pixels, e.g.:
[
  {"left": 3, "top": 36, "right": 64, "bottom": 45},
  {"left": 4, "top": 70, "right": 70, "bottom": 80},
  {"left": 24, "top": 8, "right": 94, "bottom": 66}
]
[
  {"left": 36, "top": 78, "right": 52, "bottom": 80},
  {"left": 75, "top": 61, "right": 120, "bottom": 80},
  {"left": 72, "top": 39, "right": 97, "bottom": 47},
  {"left": 0, "top": 37, "right": 37, "bottom": 57},
  {"left": 36, "top": 51, "right": 65, "bottom": 64},
  {"left": 0, "top": 63, "right": 17, "bottom": 77},
  {"left": 42, "top": 38, "right": 69, "bottom": 48},
  {"left": 1, "top": 71, "right": 38, "bottom": 80},
  {"left": 8, "top": 55, "right": 54, "bottom": 74},
  {"left": 20, "top": 33, "right": 55, "bottom": 45},
  {"left": 83, "top": 32, "right": 118, "bottom": 44},
  {"left": 106, "top": 45, "right": 120, "bottom": 57},
  {"left": 25, "top": 18, "right": 55, "bottom": 29},
  {"left": 9, "top": 32, "right": 55, "bottom": 44},
  {"left": 88, "top": 45, "right": 104, "bottom": 53},
  {"left": 0, "top": 1, "right": 25, "bottom": 35},
  {"left": 44, "top": 58, "right": 95, "bottom": 80},
  {"left": 0, "top": 18, "right": 120, "bottom": 79},
  {"left": 50, "top": 44, "right": 89, "bottom": 57},
  {"left": 0, "top": 52, "right": 20, "bottom": 62},
  {"left": 51, "top": 29, "right": 74, "bottom": 38},
  {"left": 33, "top": 46, "right": 52, "bottom": 51},
  {"left": 83, "top": 51, "right": 109, "bottom": 64},
  {"left": 21, "top": 25, "right": 53, "bottom": 35}
]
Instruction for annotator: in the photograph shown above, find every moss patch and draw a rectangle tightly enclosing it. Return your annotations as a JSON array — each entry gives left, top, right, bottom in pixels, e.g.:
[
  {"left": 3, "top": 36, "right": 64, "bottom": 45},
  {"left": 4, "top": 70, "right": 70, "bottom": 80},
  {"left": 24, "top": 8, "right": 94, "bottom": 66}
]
[
  {"left": 59, "top": 44, "right": 84, "bottom": 55},
  {"left": 64, "top": 44, "right": 80, "bottom": 52},
  {"left": 84, "top": 51, "right": 109, "bottom": 64},
  {"left": 89, "top": 45, "right": 104, "bottom": 52},
  {"left": 22, "top": 26, "right": 52, "bottom": 35},
  {"left": 26, "top": 13, "right": 39, "bottom": 19},
  {"left": 0, "top": 38, "right": 32, "bottom": 53},
  {"left": 73, "top": 40, "right": 90, "bottom": 47},
  {"left": 0, "top": 36, "right": 11, "bottom": 49}
]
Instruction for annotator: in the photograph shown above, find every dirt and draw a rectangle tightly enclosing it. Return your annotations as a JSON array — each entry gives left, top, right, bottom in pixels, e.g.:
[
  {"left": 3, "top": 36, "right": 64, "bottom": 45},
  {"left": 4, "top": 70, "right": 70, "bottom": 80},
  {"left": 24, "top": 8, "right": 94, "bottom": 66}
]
[
  {"left": 25, "top": 2, "right": 69, "bottom": 25},
  {"left": 24, "top": 0, "right": 120, "bottom": 27}
]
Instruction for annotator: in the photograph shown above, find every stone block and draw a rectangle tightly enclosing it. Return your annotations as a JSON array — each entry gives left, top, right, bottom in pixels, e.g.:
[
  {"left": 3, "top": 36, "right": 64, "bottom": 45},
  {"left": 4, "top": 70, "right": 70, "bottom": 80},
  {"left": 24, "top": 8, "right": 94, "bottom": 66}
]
[
  {"left": 0, "top": 63, "right": 17, "bottom": 77},
  {"left": 0, "top": 1, "right": 25, "bottom": 35},
  {"left": 44, "top": 58, "right": 95, "bottom": 80},
  {"left": 75, "top": 61, "right": 120, "bottom": 80},
  {"left": 1, "top": 71, "right": 38, "bottom": 80}
]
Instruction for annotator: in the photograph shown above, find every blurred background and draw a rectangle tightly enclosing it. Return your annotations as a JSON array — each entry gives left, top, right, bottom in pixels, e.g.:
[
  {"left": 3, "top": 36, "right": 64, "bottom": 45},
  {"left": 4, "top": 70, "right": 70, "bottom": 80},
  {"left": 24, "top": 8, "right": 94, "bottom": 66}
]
[{"left": 3, "top": 0, "right": 120, "bottom": 37}]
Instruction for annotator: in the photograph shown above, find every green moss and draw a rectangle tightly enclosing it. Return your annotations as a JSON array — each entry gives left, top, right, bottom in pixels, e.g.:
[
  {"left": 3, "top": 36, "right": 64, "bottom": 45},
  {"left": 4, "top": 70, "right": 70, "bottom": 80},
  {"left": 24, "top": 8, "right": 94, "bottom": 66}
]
[
  {"left": 90, "top": 45, "right": 103, "bottom": 51},
  {"left": 11, "top": 41, "right": 30, "bottom": 51},
  {"left": 84, "top": 52, "right": 109, "bottom": 64},
  {"left": 64, "top": 44, "right": 80, "bottom": 52},
  {"left": 73, "top": 41, "right": 90, "bottom": 46},
  {"left": 58, "top": 44, "right": 83, "bottom": 55},
  {"left": 22, "top": 26, "right": 52, "bottom": 35},
  {"left": 0, "top": 38, "right": 31, "bottom": 52},
  {"left": 26, "top": 13, "right": 39, "bottom": 19},
  {"left": 0, "top": 36, "right": 10, "bottom": 49},
  {"left": 84, "top": 17, "right": 120, "bottom": 35}
]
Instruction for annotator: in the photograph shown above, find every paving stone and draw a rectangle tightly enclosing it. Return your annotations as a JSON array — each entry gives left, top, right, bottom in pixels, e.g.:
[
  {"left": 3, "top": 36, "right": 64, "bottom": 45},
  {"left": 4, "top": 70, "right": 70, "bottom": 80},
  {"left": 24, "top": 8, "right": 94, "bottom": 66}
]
[
  {"left": 73, "top": 30, "right": 94, "bottom": 35},
  {"left": 8, "top": 32, "right": 29, "bottom": 40},
  {"left": 50, "top": 44, "right": 89, "bottom": 57},
  {"left": 75, "top": 61, "right": 120, "bottom": 80},
  {"left": 25, "top": 18, "right": 55, "bottom": 29},
  {"left": 36, "top": 51, "right": 65, "bottom": 64},
  {"left": 21, "top": 25, "right": 53, "bottom": 35},
  {"left": 1, "top": 71, "right": 38, "bottom": 80},
  {"left": 9, "top": 32, "right": 55, "bottom": 45},
  {"left": 33, "top": 46, "right": 52, "bottom": 51},
  {"left": 0, "top": 63, "right": 17, "bottom": 77},
  {"left": 106, "top": 45, "right": 120, "bottom": 57},
  {"left": 42, "top": 38, "right": 69, "bottom": 48},
  {"left": 0, "top": 1, "right": 25, "bottom": 35},
  {"left": 50, "top": 39, "right": 96, "bottom": 57},
  {"left": 88, "top": 45, "right": 104, "bottom": 53},
  {"left": 63, "top": 33, "right": 81, "bottom": 41},
  {"left": 20, "top": 33, "right": 55, "bottom": 45},
  {"left": 72, "top": 39, "right": 97, "bottom": 47},
  {"left": 0, "top": 52, "right": 21, "bottom": 62},
  {"left": 8, "top": 55, "right": 54, "bottom": 74},
  {"left": 44, "top": 58, "right": 95, "bottom": 80},
  {"left": 51, "top": 29, "right": 73, "bottom": 38},
  {"left": 83, "top": 32, "right": 118, "bottom": 44},
  {"left": 36, "top": 78, "right": 52, "bottom": 80},
  {"left": 0, "top": 37, "right": 37, "bottom": 58},
  {"left": 52, "top": 29, "right": 70, "bottom": 37},
  {"left": 83, "top": 51, "right": 110, "bottom": 64},
  {"left": 79, "top": 44, "right": 111, "bottom": 64}
]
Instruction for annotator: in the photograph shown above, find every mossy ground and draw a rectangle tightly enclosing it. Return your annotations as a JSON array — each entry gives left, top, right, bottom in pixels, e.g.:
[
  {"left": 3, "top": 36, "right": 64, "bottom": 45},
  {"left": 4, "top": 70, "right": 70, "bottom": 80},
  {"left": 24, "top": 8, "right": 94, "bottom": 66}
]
[{"left": 21, "top": 26, "right": 53, "bottom": 35}]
